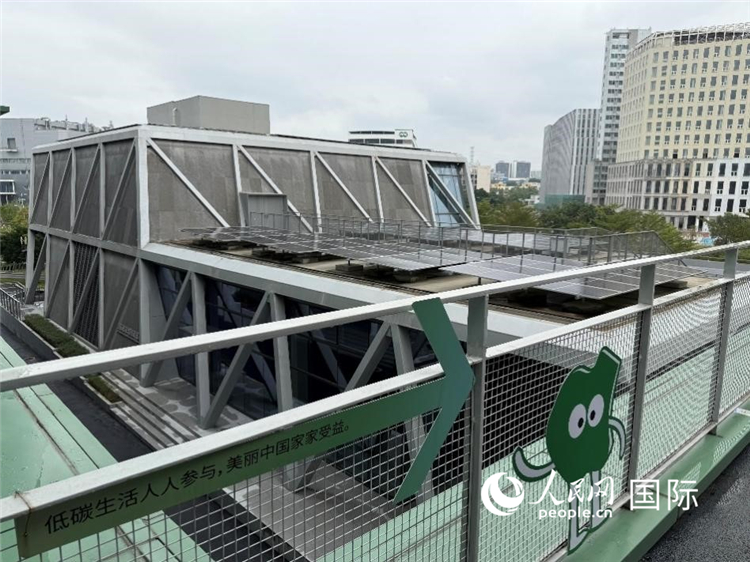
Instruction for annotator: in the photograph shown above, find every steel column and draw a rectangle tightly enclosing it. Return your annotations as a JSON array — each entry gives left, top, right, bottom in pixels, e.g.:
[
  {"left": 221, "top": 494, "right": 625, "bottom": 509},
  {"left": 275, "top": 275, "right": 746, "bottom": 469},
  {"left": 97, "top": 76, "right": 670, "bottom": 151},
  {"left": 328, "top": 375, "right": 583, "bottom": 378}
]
[
  {"left": 192, "top": 273, "right": 210, "bottom": 419},
  {"left": 626, "top": 263, "right": 656, "bottom": 496},
  {"left": 709, "top": 248, "right": 737, "bottom": 433},
  {"left": 200, "top": 292, "right": 272, "bottom": 428},
  {"left": 465, "top": 295, "right": 489, "bottom": 562},
  {"left": 270, "top": 293, "right": 294, "bottom": 413},
  {"left": 141, "top": 271, "right": 193, "bottom": 387}
]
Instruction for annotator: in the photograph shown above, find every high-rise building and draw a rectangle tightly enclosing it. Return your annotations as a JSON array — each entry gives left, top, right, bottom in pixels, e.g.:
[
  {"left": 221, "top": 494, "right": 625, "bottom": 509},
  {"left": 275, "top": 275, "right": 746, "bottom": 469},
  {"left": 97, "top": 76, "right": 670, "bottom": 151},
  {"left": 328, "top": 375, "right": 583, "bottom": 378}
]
[
  {"left": 606, "top": 23, "right": 750, "bottom": 233},
  {"left": 495, "top": 161, "right": 510, "bottom": 176},
  {"left": 348, "top": 129, "right": 417, "bottom": 148},
  {"left": 509, "top": 161, "right": 531, "bottom": 179},
  {"left": 587, "top": 28, "right": 652, "bottom": 205},
  {"left": 470, "top": 164, "right": 492, "bottom": 192},
  {"left": 540, "top": 108, "right": 599, "bottom": 205},
  {"left": 0, "top": 117, "right": 110, "bottom": 204}
]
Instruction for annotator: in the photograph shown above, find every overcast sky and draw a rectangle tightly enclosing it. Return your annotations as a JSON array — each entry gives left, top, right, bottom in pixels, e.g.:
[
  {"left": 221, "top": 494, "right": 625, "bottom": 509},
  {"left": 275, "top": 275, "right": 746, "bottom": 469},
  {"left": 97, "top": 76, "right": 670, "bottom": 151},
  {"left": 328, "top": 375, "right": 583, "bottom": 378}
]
[{"left": 3, "top": 1, "right": 749, "bottom": 167}]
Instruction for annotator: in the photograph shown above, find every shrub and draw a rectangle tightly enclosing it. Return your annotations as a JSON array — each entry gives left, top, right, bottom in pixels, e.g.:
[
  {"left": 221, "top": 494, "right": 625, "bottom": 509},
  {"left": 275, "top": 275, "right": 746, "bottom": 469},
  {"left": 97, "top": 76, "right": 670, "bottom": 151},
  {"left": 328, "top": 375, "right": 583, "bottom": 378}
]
[{"left": 23, "top": 314, "right": 120, "bottom": 402}]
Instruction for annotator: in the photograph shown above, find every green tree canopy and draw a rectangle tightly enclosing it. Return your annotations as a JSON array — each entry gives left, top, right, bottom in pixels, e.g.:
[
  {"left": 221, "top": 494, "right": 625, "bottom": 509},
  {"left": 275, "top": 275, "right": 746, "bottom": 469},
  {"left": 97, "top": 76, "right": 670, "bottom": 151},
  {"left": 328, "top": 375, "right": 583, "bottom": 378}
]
[
  {"left": 706, "top": 213, "right": 750, "bottom": 244},
  {"left": 0, "top": 204, "right": 31, "bottom": 264}
]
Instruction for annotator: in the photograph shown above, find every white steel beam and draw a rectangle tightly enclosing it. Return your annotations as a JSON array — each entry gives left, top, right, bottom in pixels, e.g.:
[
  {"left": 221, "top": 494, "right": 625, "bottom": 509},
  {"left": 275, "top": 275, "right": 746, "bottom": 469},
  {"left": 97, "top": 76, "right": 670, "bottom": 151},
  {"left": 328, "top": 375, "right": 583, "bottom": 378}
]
[
  {"left": 309, "top": 150, "right": 322, "bottom": 229},
  {"left": 371, "top": 156, "right": 384, "bottom": 222},
  {"left": 232, "top": 144, "right": 245, "bottom": 227}
]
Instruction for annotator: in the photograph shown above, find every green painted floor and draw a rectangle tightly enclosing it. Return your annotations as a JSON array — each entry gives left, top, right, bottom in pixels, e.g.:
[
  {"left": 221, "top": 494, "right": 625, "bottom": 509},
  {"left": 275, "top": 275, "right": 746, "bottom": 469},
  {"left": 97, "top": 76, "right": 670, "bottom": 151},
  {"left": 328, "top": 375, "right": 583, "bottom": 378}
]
[{"left": 0, "top": 338, "right": 207, "bottom": 562}]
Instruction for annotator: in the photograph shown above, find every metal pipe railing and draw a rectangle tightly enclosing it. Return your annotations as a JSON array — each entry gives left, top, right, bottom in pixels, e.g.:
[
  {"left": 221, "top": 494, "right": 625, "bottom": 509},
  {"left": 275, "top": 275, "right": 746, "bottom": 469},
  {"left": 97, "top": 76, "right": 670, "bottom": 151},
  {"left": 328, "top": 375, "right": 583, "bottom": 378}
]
[{"left": 3, "top": 241, "right": 748, "bottom": 391}]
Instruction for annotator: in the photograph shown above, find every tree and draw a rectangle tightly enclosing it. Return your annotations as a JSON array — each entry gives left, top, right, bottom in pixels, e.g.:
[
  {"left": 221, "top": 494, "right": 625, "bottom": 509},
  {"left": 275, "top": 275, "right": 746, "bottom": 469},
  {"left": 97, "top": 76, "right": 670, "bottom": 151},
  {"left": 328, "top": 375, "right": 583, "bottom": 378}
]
[
  {"left": 595, "top": 209, "right": 695, "bottom": 252},
  {"left": 478, "top": 200, "right": 538, "bottom": 228},
  {"left": 706, "top": 213, "right": 750, "bottom": 244},
  {"left": 538, "top": 201, "right": 605, "bottom": 229},
  {"left": 0, "top": 204, "right": 31, "bottom": 264}
]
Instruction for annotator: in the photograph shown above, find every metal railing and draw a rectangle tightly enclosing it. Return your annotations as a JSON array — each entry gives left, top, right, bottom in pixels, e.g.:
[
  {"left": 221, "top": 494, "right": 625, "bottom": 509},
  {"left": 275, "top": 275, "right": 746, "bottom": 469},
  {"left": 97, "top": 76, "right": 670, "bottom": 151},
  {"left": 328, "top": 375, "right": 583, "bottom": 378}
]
[
  {"left": 2, "top": 242, "right": 750, "bottom": 561},
  {"left": 187, "top": 210, "right": 672, "bottom": 268},
  {"left": 0, "top": 262, "right": 25, "bottom": 273},
  {"left": 0, "top": 286, "right": 25, "bottom": 319}
]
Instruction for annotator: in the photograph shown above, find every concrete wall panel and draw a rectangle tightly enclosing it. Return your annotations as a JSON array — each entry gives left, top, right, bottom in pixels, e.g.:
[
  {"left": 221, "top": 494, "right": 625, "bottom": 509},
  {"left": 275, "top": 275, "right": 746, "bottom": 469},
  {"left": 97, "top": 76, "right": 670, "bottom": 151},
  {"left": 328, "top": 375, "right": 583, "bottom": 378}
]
[
  {"left": 379, "top": 158, "right": 431, "bottom": 220},
  {"left": 157, "top": 140, "right": 239, "bottom": 224},
  {"left": 243, "top": 147, "right": 315, "bottom": 214},
  {"left": 104, "top": 139, "right": 134, "bottom": 219},
  {"left": 104, "top": 158, "right": 138, "bottom": 246},
  {"left": 30, "top": 154, "right": 49, "bottom": 226},
  {"left": 319, "top": 153, "right": 378, "bottom": 217},
  {"left": 102, "top": 251, "right": 139, "bottom": 349},
  {"left": 147, "top": 148, "right": 222, "bottom": 240},
  {"left": 49, "top": 150, "right": 72, "bottom": 231},
  {"left": 376, "top": 165, "right": 423, "bottom": 222},
  {"left": 315, "top": 160, "right": 361, "bottom": 218},
  {"left": 47, "top": 237, "right": 69, "bottom": 328}
]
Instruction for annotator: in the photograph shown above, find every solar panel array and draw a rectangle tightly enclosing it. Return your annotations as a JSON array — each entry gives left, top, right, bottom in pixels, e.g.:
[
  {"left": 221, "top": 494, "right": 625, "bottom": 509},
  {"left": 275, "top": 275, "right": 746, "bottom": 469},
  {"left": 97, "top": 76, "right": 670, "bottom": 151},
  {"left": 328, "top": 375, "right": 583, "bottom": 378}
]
[
  {"left": 183, "top": 226, "right": 706, "bottom": 296},
  {"left": 182, "top": 226, "right": 485, "bottom": 272},
  {"left": 443, "top": 254, "right": 706, "bottom": 300}
]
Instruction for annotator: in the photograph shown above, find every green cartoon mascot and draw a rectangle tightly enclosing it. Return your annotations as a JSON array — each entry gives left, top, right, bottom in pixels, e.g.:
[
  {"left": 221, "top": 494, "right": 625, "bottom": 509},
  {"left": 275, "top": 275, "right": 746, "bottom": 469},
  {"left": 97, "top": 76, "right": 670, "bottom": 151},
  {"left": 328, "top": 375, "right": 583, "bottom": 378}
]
[{"left": 512, "top": 346, "right": 626, "bottom": 553}]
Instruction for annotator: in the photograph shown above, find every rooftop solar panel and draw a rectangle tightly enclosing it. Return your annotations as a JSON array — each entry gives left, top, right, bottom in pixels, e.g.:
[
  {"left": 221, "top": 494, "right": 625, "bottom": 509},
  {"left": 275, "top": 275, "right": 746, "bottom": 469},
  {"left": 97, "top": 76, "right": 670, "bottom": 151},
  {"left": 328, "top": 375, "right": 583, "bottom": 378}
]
[
  {"left": 443, "top": 255, "right": 706, "bottom": 300},
  {"left": 182, "top": 226, "right": 483, "bottom": 271}
]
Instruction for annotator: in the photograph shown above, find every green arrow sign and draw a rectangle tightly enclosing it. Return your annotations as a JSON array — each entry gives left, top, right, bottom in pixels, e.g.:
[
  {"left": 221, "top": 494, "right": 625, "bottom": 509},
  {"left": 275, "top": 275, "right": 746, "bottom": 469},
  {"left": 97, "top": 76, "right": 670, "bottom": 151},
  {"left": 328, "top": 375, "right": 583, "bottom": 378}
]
[
  {"left": 394, "top": 298, "right": 475, "bottom": 501},
  {"left": 14, "top": 299, "right": 473, "bottom": 557}
]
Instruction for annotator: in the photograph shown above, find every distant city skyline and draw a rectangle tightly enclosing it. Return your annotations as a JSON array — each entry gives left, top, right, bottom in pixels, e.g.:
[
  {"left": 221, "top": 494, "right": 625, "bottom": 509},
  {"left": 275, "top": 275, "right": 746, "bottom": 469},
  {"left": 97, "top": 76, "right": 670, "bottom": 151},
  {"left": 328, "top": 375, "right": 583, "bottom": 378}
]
[{"left": 3, "top": 2, "right": 747, "bottom": 166}]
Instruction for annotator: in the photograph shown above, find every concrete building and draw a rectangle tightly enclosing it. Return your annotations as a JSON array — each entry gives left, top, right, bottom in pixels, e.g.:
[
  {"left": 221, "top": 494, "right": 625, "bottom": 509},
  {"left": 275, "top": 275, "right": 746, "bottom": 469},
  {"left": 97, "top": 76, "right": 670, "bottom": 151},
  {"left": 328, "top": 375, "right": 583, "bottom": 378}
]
[
  {"left": 540, "top": 108, "right": 599, "bottom": 205},
  {"left": 587, "top": 28, "right": 651, "bottom": 205},
  {"left": 606, "top": 23, "right": 750, "bottom": 232},
  {"left": 470, "top": 164, "right": 492, "bottom": 192},
  {"left": 509, "top": 160, "right": 531, "bottom": 180},
  {"left": 0, "top": 117, "right": 109, "bottom": 204},
  {"left": 147, "top": 95, "right": 270, "bottom": 134},
  {"left": 348, "top": 129, "right": 417, "bottom": 148},
  {"left": 24, "top": 99, "right": 567, "bottom": 411},
  {"left": 530, "top": 169, "right": 542, "bottom": 179}
]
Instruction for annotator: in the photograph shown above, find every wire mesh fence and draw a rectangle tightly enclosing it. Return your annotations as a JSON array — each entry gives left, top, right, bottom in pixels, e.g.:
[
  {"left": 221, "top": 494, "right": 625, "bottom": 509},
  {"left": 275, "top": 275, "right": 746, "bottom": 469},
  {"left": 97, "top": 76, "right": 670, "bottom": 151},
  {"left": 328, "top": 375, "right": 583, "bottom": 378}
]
[
  {"left": 721, "top": 275, "right": 750, "bottom": 414},
  {"left": 479, "top": 311, "right": 640, "bottom": 561},
  {"left": 635, "top": 286, "right": 723, "bottom": 477}
]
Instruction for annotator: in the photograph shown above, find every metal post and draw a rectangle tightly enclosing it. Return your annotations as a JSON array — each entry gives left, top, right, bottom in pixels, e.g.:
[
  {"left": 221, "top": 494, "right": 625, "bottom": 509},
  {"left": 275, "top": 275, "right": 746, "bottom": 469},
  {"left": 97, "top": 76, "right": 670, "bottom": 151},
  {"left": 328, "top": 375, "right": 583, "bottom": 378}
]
[
  {"left": 465, "top": 295, "right": 489, "bottom": 562},
  {"left": 709, "top": 248, "right": 737, "bottom": 433},
  {"left": 587, "top": 236, "right": 594, "bottom": 266},
  {"left": 607, "top": 235, "right": 614, "bottom": 263},
  {"left": 192, "top": 273, "right": 210, "bottom": 419},
  {"left": 626, "top": 264, "right": 656, "bottom": 497}
]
